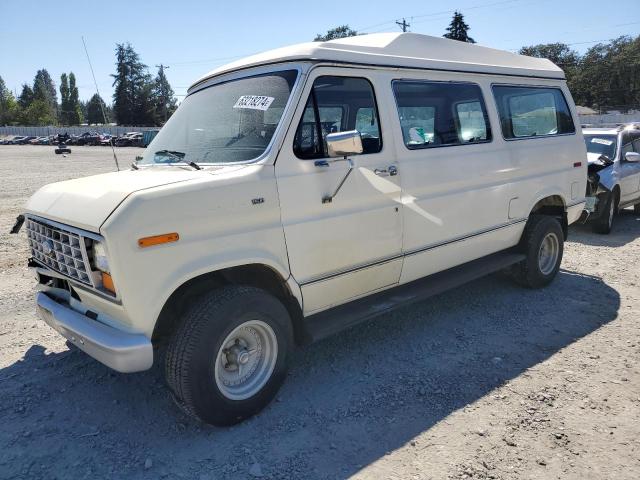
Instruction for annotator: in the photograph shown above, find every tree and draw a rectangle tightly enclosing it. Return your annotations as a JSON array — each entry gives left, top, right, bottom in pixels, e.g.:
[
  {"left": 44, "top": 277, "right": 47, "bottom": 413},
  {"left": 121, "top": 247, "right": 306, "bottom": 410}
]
[
  {"left": 59, "top": 73, "right": 70, "bottom": 125},
  {"left": 112, "top": 43, "right": 155, "bottom": 125},
  {"left": 68, "top": 72, "right": 82, "bottom": 124},
  {"left": 577, "top": 36, "right": 640, "bottom": 111},
  {"left": 314, "top": 25, "right": 357, "bottom": 42},
  {"left": 0, "top": 76, "right": 18, "bottom": 125},
  {"left": 18, "top": 84, "right": 34, "bottom": 110},
  {"left": 87, "top": 93, "right": 109, "bottom": 124},
  {"left": 20, "top": 100, "right": 56, "bottom": 126},
  {"left": 32, "top": 69, "right": 58, "bottom": 123},
  {"left": 443, "top": 11, "right": 475, "bottom": 43},
  {"left": 153, "top": 65, "right": 177, "bottom": 124},
  {"left": 518, "top": 35, "right": 640, "bottom": 111}
]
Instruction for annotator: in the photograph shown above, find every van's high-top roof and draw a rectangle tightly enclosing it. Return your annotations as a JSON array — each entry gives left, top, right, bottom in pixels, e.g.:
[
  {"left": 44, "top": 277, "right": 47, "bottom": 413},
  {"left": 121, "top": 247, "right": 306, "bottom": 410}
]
[{"left": 190, "top": 32, "right": 564, "bottom": 91}]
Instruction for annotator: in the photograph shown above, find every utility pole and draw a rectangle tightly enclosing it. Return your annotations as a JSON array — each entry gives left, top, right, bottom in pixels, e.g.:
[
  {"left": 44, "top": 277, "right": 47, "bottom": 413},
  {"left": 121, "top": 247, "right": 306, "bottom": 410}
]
[
  {"left": 155, "top": 63, "right": 170, "bottom": 123},
  {"left": 396, "top": 18, "right": 410, "bottom": 32}
]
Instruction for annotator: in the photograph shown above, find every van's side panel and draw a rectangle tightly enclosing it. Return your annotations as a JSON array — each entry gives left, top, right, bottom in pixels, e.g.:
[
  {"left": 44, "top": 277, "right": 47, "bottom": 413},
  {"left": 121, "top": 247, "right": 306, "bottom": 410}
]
[
  {"left": 381, "top": 69, "right": 585, "bottom": 285},
  {"left": 491, "top": 81, "right": 586, "bottom": 220},
  {"left": 380, "top": 69, "right": 522, "bottom": 284}
]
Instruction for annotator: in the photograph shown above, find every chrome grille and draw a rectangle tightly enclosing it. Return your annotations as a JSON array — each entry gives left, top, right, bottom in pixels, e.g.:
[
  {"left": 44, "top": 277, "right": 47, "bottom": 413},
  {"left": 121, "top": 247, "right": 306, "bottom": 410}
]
[{"left": 26, "top": 217, "right": 95, "bottom": 286}]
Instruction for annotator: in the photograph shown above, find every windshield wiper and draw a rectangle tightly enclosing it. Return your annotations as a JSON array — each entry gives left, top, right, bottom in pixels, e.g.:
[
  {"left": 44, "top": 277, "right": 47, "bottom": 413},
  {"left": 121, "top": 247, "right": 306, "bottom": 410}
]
[{"left": 155, "top": 150, "right": 201, "bottom": 170}]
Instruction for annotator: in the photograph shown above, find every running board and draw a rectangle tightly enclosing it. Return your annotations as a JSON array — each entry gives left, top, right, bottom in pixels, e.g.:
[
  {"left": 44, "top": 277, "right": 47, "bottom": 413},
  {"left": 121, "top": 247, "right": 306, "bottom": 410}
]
[{"left": 302, "top": 250, "right": 526, "bottom": 343}]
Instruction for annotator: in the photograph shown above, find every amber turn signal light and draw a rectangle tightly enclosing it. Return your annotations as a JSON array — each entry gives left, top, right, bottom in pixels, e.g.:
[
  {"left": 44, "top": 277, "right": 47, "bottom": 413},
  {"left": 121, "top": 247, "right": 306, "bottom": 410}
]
[
  {"left": 137, "top": 232, "right": 179, "bottom": 248},
  {"left": 101, "top": 272, "right": 116, "bottom": 294}
]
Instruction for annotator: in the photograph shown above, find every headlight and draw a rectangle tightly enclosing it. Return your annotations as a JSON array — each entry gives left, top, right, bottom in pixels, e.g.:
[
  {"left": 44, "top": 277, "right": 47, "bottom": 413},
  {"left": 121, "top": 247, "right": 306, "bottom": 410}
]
[{"left": 92, "top": 241, "right": 110, "bottom": 273}]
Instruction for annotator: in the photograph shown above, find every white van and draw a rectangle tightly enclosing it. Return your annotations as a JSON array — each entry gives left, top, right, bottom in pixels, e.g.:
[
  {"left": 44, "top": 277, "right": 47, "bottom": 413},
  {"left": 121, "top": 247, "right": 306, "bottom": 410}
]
[{"left": 17, "top": 33, "right": 587, "bottom": 425}]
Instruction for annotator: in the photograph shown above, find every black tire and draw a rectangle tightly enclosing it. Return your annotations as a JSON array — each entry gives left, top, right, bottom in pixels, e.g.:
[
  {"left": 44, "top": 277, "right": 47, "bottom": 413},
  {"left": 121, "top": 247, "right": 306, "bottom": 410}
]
[
  {"left": 634, "top": 203, "right": 640, "bottom": 215},
  {"left": 593, "top": 190, "right": 617, "bottom": 234},
  {"left": 510, "top": 215, "right": 564, "bottom": 289},
  {"left": 165, "top": 286, "right": 293, "bottom": 426}
]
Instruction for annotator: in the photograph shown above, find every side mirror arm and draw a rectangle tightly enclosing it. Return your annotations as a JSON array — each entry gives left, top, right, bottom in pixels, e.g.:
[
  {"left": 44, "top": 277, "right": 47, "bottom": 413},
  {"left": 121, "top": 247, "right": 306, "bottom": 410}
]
[{"left": 321, "top": 158, "right": 355, "bottom": 204}]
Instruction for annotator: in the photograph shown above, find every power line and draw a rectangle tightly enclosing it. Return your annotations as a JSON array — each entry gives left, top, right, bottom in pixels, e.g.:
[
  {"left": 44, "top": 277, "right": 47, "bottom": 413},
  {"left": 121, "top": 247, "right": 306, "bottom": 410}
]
[{"left": 357, "top": 0, "right": 521, "bottom": 33}]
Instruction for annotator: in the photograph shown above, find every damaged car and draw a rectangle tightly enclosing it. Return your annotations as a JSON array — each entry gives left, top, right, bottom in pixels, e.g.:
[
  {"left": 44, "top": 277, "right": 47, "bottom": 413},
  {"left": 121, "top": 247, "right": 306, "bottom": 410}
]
[{"left": 583, "top": 124, "right": 640, "bottom": 233}]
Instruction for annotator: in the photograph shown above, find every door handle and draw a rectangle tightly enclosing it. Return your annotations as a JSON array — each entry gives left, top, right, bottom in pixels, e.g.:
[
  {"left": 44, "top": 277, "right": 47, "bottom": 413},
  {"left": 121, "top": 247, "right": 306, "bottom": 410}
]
[{"left": 374, "top": 165, "right": 398, "bottom": 177}]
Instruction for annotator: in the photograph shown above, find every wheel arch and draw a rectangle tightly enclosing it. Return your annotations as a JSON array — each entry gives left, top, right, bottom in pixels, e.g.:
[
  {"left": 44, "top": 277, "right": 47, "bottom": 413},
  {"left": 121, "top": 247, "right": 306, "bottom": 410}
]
[
  {"left": 528, "top": 193, "right": 568, "bottom": 239},
  {"left": 152, "top": 263, "right": 306, "bottom": 346}
]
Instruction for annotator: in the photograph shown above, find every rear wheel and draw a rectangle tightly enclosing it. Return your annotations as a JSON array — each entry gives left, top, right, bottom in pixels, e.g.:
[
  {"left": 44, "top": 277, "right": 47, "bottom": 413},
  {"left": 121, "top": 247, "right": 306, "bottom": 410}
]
[
  {"left": 593, "top": 190, "right": 617, "bottom": 234},
  {"left": 510, "top": 215, "right": 564, "bottom": 289},
  {"left": 165, "top": 286, "right": 293, "bottom": 426}
]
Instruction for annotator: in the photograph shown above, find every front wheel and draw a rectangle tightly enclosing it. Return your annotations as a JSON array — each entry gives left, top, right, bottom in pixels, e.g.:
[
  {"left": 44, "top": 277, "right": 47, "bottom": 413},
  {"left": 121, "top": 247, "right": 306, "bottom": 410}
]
[
  {"left": 165, "top": 286, "right": 293, "bottom": 426},
  {"left": 593, "top": 191, "right": 617, "bottom": 234},
  {"left": 634, "top": 203, "right": 640, "bottom": 215},
  {"left": 510, "top": 215, "right": 564, "bottom": 289}
]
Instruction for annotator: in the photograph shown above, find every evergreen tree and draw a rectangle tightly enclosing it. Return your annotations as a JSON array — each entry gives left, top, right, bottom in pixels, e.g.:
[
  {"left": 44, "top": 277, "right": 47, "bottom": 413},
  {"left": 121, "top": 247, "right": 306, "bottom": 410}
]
[
  {"left": 153, "top": 65, "right": 177, "bottom": 124},
  {"left": 18, "top": 84, "right": 34, "bottom": 110},
  {"left": 32, "top": 69, "right": 58, "bottom": 122},
  {"left": 59, "top": 73, "right": 70, "bottom": 125},
  {"left": 68, "top": 72, "right": 82, "bottom": 124},
  {"left": 314, "top": 25, "right": 358, "bottom": 42},
  {"left": 112, "top": 43, "right": 154, "bottom": 125},
  {"left": 87, "top": 93, "right": 109, "bottom": 124},
  {"left": 443, "top": 12, "right": 475, "bottom": 43}
]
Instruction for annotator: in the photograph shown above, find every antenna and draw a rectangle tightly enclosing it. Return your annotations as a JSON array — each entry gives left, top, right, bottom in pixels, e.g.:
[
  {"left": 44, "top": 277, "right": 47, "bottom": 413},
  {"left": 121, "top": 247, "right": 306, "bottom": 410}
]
[{"left": 81, "top": 36, "right": 120, "bottom": 171}]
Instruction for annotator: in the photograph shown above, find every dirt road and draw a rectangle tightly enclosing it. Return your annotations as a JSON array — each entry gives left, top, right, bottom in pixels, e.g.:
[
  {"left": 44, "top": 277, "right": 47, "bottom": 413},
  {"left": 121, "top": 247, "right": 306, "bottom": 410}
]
[{"left": 0, "top": 146, "right": 638, "bottom": 479}]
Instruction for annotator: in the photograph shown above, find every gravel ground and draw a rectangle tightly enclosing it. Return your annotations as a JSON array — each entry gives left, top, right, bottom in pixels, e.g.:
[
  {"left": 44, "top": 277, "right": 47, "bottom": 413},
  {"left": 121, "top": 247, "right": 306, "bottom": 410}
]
[{"left": 0, "top": 145, "right": 639, "bottom": 480}]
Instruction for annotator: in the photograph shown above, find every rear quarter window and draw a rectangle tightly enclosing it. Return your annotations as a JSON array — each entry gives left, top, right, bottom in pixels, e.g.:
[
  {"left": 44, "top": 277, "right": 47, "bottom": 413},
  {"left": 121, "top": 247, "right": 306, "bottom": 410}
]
[{"left": 492, "top": 85, "right": 575, "bottom": 139}]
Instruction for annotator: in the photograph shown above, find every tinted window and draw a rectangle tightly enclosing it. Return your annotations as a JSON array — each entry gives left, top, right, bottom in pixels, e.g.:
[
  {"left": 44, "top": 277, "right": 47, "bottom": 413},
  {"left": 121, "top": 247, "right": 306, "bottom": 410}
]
[
  {"left": 392, "top": 81, "right": 491, "bottom": 149},
  {"left": 493, "top": 86, "right": 575, "bottom": 139},
  {"left": 293, "top": 76, "right": 382, "bottom": 159}
]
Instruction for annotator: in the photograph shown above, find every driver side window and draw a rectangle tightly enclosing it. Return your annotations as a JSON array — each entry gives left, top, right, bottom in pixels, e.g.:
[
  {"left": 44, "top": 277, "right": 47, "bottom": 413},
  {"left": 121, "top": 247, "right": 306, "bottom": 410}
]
[{"left": 293, "top": 76, "right": 382, "bottom": 159}]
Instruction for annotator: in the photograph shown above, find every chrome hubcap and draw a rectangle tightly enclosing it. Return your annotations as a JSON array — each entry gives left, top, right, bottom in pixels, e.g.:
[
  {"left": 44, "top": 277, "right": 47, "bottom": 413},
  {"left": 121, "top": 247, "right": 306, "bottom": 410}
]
[
  {"left": 214, "top": 320, "right": 277, "bottom": 400},
  {"left": 538, "top": 232, "right": 559, "bottom": 275}
]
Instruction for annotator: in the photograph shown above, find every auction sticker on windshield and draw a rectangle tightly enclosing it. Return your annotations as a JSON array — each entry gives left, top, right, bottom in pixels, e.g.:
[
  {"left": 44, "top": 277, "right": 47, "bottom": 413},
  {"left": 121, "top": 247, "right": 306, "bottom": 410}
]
[{"left": 233, "top": 95, "right": 275, "bottom": 111}]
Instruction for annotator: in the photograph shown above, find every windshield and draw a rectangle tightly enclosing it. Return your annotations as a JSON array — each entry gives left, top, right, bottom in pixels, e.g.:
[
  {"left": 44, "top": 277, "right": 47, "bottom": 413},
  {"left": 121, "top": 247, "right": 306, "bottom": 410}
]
[
  {"left": 583, "top": 134, "right": 617, "bottom": 160},
  {"left": 140, "top": 70, "right": 298, "bottom": 165}
]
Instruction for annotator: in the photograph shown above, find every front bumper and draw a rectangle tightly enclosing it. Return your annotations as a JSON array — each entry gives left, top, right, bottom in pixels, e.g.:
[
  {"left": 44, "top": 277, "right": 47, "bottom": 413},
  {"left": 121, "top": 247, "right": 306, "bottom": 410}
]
[{"left": 36, "top": 291, "right": 153, "bottom": 372}]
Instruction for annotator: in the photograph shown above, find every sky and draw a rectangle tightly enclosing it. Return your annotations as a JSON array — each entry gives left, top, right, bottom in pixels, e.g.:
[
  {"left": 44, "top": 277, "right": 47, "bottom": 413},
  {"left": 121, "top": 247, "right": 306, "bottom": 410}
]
[{"left": 1, "top": 0, "right": 639, "bottom": 103}]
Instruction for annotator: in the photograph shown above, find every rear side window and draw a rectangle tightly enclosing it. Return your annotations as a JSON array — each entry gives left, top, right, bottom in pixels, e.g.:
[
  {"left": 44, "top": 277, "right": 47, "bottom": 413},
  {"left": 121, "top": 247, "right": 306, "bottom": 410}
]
[
  {"left": 293, "top": 76, "right": 382, "bottom": 159},
  {"left": 392, "top": 81, "right": 491, "bottom": 149},
  {"left": 492, "top": 86, "right": 575, "bottom": 139}
]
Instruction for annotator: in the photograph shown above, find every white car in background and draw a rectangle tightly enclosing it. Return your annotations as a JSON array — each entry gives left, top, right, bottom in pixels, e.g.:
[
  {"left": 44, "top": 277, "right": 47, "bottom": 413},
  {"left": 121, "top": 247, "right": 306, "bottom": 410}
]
[{"left": 583, "top": 124, "right": 640, "bottom": 233}]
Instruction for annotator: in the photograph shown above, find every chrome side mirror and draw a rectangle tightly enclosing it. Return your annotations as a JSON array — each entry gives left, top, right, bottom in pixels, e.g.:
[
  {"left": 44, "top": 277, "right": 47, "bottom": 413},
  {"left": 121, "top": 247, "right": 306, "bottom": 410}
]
[
  {"left": 625, "top": 151, "right": 640, "bottom": 162},
  {"left": 326, "top": 130, "right": 363, "bottom": 158}
]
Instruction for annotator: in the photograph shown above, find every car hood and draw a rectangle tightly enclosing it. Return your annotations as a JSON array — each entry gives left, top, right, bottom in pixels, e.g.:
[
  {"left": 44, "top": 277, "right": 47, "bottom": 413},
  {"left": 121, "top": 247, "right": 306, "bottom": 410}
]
[{"left": 25, "top": 166, "right": 243, "bottom": 232}]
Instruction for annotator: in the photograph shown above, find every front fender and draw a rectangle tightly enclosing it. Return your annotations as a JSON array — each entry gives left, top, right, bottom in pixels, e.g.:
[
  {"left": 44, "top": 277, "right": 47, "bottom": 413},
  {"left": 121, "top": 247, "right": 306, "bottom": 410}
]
[
  {"left": 100, "top": 164, "right": 293, "bottom": 337},
  {"left": 595, "top": 165, "right": 618, "bottom": 191}
]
